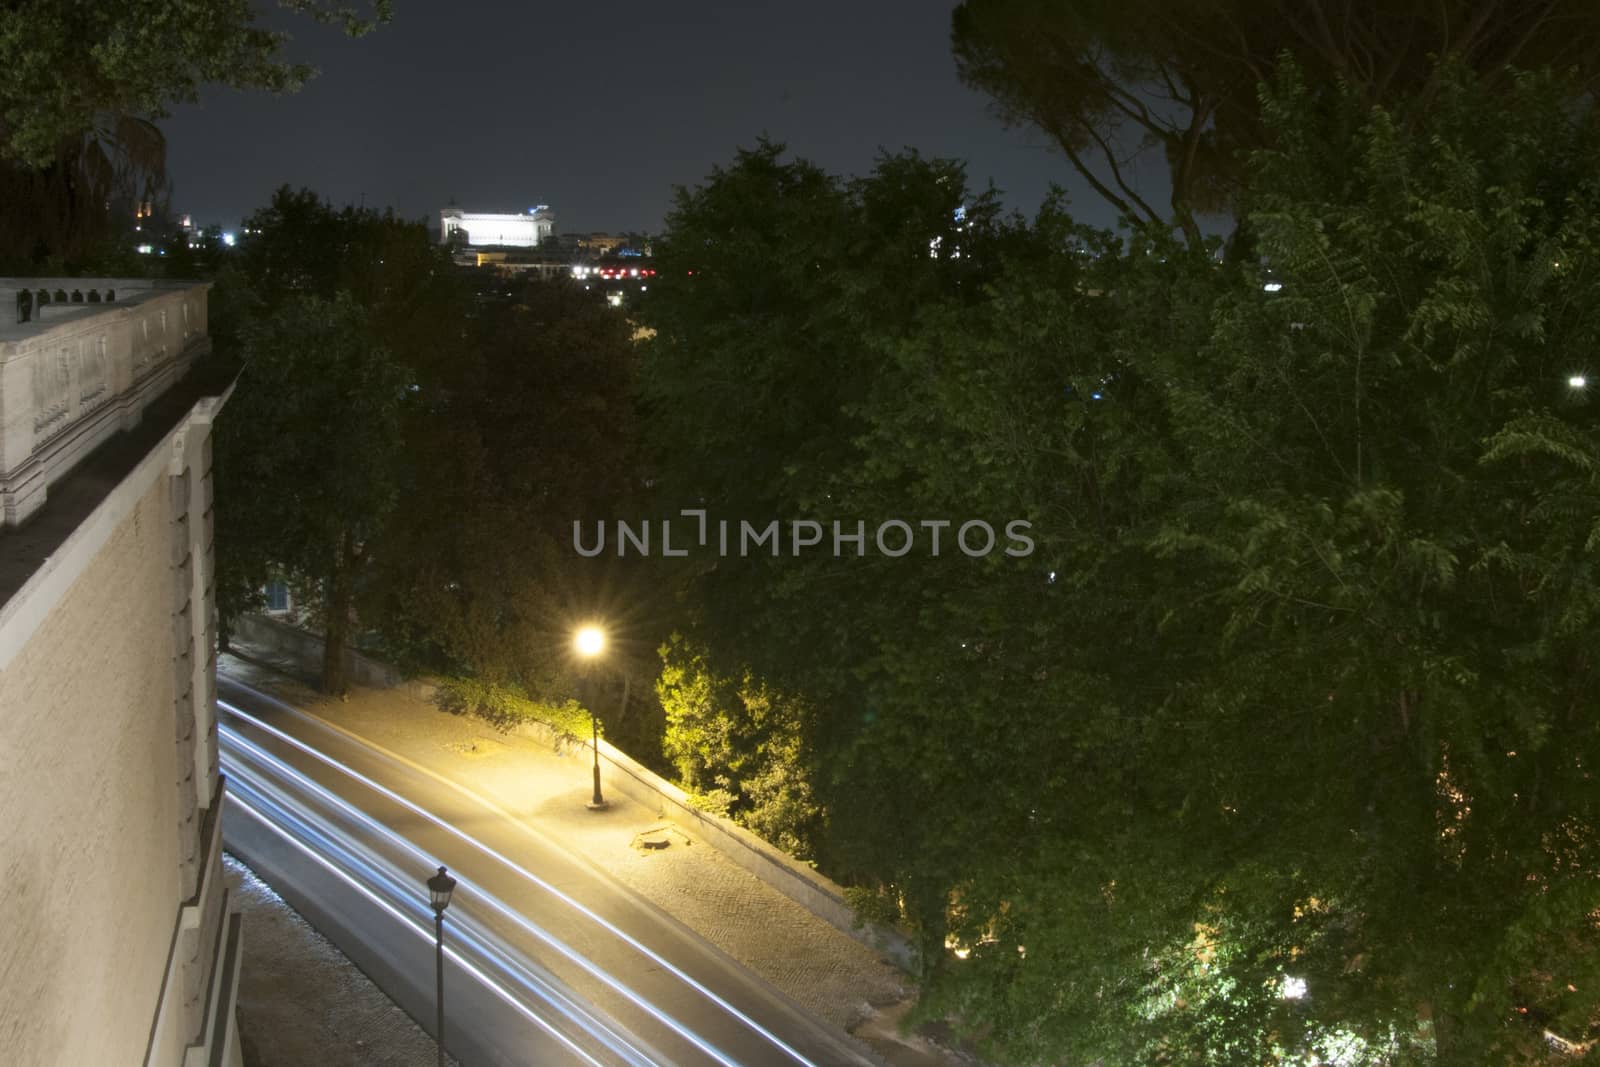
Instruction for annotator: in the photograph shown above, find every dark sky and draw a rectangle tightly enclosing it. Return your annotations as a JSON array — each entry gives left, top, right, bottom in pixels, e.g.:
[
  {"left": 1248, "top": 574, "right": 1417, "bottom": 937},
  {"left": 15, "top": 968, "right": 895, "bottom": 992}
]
[{"left": 160, "top": 1, "right": 1168, "bottom": 235}]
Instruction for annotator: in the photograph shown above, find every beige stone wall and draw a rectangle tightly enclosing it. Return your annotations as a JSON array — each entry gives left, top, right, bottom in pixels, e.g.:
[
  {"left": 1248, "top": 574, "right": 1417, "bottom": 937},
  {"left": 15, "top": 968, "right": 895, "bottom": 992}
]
[{"left": 0, "top": 474, "right": 180, "bottom": 1065}]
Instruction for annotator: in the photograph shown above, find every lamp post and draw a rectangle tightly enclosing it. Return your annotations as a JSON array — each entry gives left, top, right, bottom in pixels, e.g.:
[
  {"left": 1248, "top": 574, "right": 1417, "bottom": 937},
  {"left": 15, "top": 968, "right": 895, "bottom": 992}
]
[
  {"left": 426, "top": 865, "right": 456, "bottom": 1067},
  {"left": 574, "top": 624, "right": 609, "bottom": 810}
]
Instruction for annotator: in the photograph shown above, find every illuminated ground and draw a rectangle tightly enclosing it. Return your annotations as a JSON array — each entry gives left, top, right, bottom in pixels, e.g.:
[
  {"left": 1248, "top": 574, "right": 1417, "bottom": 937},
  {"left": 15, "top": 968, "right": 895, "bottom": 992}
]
[{"left": 219, "top": 646, "right": 976, "bottom": 1065}]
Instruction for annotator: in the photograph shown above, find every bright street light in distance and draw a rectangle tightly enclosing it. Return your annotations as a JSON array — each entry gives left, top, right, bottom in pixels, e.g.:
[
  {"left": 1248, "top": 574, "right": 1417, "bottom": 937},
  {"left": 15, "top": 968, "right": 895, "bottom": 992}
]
[
  {"left": 575, "top": 625, "right": 605, "bottom": 658},
  {"left": 1569, "top": 375, "right": 1587, "bottom": 389}
]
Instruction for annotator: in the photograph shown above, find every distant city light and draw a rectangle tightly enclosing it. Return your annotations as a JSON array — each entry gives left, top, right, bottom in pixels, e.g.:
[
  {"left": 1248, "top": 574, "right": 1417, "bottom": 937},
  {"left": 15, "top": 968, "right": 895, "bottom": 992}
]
[
  {"left": 221, "top": 231, "right": 236, "bottom": 247},
  {"left": 136, "top": 243, "right": 154, "bottom": 254},
  {"left": 1263, "top": 281, "right": 1283, "bottom": 292},
  {"left": 1569, "top": 375, "right": 1587, "bottom": 389}
]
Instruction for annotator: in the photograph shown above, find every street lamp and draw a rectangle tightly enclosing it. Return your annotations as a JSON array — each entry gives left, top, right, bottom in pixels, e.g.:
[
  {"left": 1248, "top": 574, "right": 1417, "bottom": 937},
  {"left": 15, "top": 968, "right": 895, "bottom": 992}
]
[
  {"left": 426, "top": 865, "right": 456, "bottom": 1067},
  {"left": 573, "top": 624, "right": 609, "bottom": 810}
]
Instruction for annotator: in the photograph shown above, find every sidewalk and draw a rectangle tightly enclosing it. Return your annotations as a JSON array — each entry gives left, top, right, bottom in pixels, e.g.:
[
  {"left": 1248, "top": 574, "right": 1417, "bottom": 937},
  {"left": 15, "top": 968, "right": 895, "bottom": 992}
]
[
  {"left": 219, "top": 643, "right": 976, "bottom": 1067},
  {"left": 228, "top": 854, "right": 456, "bottom": 1067}
]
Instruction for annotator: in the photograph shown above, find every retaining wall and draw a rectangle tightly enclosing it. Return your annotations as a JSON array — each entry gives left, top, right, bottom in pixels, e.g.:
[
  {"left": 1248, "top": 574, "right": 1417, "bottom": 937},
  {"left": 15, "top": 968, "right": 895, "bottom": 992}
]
[{"left": 231, "top": 613, "right": 401, "bottom": 689}]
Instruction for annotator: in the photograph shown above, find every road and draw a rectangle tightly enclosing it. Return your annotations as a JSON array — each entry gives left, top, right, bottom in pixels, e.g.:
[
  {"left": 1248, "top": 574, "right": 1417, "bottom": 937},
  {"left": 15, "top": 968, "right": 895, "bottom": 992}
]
[{"left": 218, "top": 677, "right": 882, "bottom": 1067}]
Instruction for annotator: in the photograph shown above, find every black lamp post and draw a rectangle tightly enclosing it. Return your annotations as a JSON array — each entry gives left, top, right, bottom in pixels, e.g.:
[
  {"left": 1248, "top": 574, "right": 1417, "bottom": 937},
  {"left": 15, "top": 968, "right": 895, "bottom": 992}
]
[
  {"left": 426, "top": 865, "right": 456, "bottom": 1067},
  {"left": 574, "top": 625, "right": 609, "bottom": 810}
]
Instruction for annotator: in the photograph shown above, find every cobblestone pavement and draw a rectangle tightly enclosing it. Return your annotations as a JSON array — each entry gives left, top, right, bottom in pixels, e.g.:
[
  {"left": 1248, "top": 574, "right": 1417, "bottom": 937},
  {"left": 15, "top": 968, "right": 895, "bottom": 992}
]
[
  {"left": 220, "top": 645, "right": 979, "bottom": 1067},
  {"left": 228, "top": 854, "right": 456, "bottom": 1067}
]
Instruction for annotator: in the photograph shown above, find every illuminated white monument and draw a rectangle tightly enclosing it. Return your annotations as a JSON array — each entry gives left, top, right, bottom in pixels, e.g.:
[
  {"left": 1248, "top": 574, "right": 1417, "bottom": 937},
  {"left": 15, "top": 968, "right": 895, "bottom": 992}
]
[{"left": 440, "top": 205, "right": 555, "bottom": 248}]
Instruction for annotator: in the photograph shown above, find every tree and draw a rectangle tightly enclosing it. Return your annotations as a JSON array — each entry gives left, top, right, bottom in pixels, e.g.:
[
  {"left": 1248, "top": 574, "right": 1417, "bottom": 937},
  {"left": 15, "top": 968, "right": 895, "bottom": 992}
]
[
  {"left": 360, "top": 276, "right": 655, "bottom": 725},
  {"left": 657, "top": 636, "right": 823, "bottom": 859},
  {"left": 212, "top": 187, "right": 460, "bottom": 693},
  {"left": 950, "top": 0, "right": 1600, "bottom": 244},
  {"left": 234, "top": 186, "right": 467, "bottom": 383},
  {"left": 0, "top": 1, "right": 387, "bottom": 265},
  {"left": 640, "top": 68, "right": 1600, "bottom": 1062},
  {"left": 214, "top": 293, "right": 407, "bottom": 695},
  {"left": 1110, "top": 64, "right": 1600, "bottom": 1064},
  {"left": 0, "top": 0, "right": 388, "bottom": 167},
  {"left": 639, "top": 140, "right": 1078, "bottom": 926}
]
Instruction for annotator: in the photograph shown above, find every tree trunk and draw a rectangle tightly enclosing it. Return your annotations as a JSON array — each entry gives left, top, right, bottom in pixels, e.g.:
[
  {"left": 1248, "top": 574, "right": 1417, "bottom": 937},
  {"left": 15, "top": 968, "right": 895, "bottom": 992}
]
[
  {"left": 1222, "top": 215, "right": 1257, "bottom": 267},
  {"left": 321, "top": 529, "right": 356, "bottom": 696}
]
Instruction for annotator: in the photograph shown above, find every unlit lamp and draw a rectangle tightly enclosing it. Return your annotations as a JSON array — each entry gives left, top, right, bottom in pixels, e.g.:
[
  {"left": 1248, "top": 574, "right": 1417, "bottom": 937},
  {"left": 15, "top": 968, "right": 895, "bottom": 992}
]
[
  {"left": 426, "top": 865, "right": 456, "bottom": 1067},
  {"left": 428, "top": 865, "right": 456, "bottom": 914}
]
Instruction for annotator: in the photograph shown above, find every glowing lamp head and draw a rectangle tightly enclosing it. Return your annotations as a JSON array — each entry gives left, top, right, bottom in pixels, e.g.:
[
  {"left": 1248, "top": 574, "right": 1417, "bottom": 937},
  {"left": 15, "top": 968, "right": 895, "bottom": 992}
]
[
  {"left": 1569, "top": 375, "right": 1587, "bottom": 389},
  {"left": 574, "top": 625, "right": 606, "bottom": 658}
]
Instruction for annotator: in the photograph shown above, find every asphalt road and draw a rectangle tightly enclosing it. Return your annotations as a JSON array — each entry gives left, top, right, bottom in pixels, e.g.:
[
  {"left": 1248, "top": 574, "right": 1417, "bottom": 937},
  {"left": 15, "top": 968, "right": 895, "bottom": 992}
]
[{"left": 218, "top": 677, "right": 882, "bottom": 1067}]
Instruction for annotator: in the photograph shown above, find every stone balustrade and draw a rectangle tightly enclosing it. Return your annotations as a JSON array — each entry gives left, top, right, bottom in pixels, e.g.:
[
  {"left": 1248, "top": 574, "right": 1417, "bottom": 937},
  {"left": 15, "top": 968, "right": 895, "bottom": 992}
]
[{"left": 0, "top": 278, "right": 211, "bottom": 526}]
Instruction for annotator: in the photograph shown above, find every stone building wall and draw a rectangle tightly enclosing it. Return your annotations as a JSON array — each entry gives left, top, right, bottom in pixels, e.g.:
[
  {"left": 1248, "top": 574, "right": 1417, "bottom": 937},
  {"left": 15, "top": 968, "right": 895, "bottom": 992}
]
[{"left": 0, "top": 283, "right": 238, "bottom": 1067}]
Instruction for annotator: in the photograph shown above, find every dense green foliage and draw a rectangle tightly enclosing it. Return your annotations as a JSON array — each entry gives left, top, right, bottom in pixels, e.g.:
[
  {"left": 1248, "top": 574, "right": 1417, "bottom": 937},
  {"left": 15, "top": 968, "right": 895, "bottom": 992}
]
[
  {"left": 657, "top": 636, "right": 823, "bottom": 858},
  {"left": 433, "top": 677, "right": 591, "bottom": 739},
  {"left": 951, "top": 0, "right": 1600, "bottom": 241},
  {"left": 212, "top": 188, "right": 456, "bottom": 693},
  {"left": 0, "top": 0, "right": 388, "bottom": 166},
  {"left": 363, "top": 277, "right": 643, "bottom": 696},
  {"left": 214, "top": 188, "right": 650, "bottom": 707},
  {"left": 213, "top": 291, "right": 408, "bottom": 693},
  {"left": 637, "top": 66, "right": 1600, "bottom": 1063},
  {"left": 0, "top": 1, "right": 387, "bottom": 266}
]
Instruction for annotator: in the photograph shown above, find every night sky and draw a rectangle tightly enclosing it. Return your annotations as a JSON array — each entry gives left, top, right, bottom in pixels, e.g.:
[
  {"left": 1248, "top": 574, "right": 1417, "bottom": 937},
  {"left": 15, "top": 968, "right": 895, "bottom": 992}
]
[{"left": 160, "top": 0, "right": 1168, "bottom": 236}]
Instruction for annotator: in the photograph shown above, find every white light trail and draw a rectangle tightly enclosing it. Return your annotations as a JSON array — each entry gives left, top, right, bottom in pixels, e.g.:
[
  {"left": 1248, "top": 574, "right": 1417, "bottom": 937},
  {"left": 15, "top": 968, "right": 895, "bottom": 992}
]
[
  {"left": 226, "top": 768, "right": 657, "bottom": 1065},
  {"left": 228, "top": 792, "right": 614, "bottom": 1067},
  {"left": 223, "top": 730, "right": 739, "bottom": 1067},
  {"left": 220, "top": 696, "right": 825, "bottom": 1066}
]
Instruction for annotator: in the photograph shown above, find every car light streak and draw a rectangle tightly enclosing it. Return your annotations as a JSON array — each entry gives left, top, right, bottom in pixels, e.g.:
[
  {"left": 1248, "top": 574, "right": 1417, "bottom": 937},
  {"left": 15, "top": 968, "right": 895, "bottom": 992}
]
[
  {"left": 225, "top": 767, "right": 661, "bottom": 1066},
  {"left": 221, "top": 695, "right": 824, "bottom": 1066},
  {"left": 228, "top": 791, "right": 617, "bottom": 1067},
  {"left": 222, "top": 719, "right": 761, "bottom": 1067},
  {"left": 223, "top": 733, "right": 740, "bottom": 1067}
]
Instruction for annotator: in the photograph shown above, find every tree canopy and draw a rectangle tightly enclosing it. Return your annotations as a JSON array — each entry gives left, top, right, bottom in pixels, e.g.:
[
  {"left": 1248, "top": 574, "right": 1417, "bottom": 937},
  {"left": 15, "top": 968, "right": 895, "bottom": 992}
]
[
  {"left": 212, "top": 187, "right": 453, "bottom": 693},
  {"left": 213, "top": 290, "right": 408, "bottom": 694},
  {"left": 0, "top": 1, "right": 387, "bottom": 267},
  {"left": 950, "top": 0, "right": 1600, "bottom": 242},
  {"left": 363, "top": 275, "right": 646, "bottom": 698},
  {"left": 0, "top": 0, "right": 388, "bottom": 166},
  {"left": 638, "top": 64, "right": 1600, "bottom": 1063}
]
